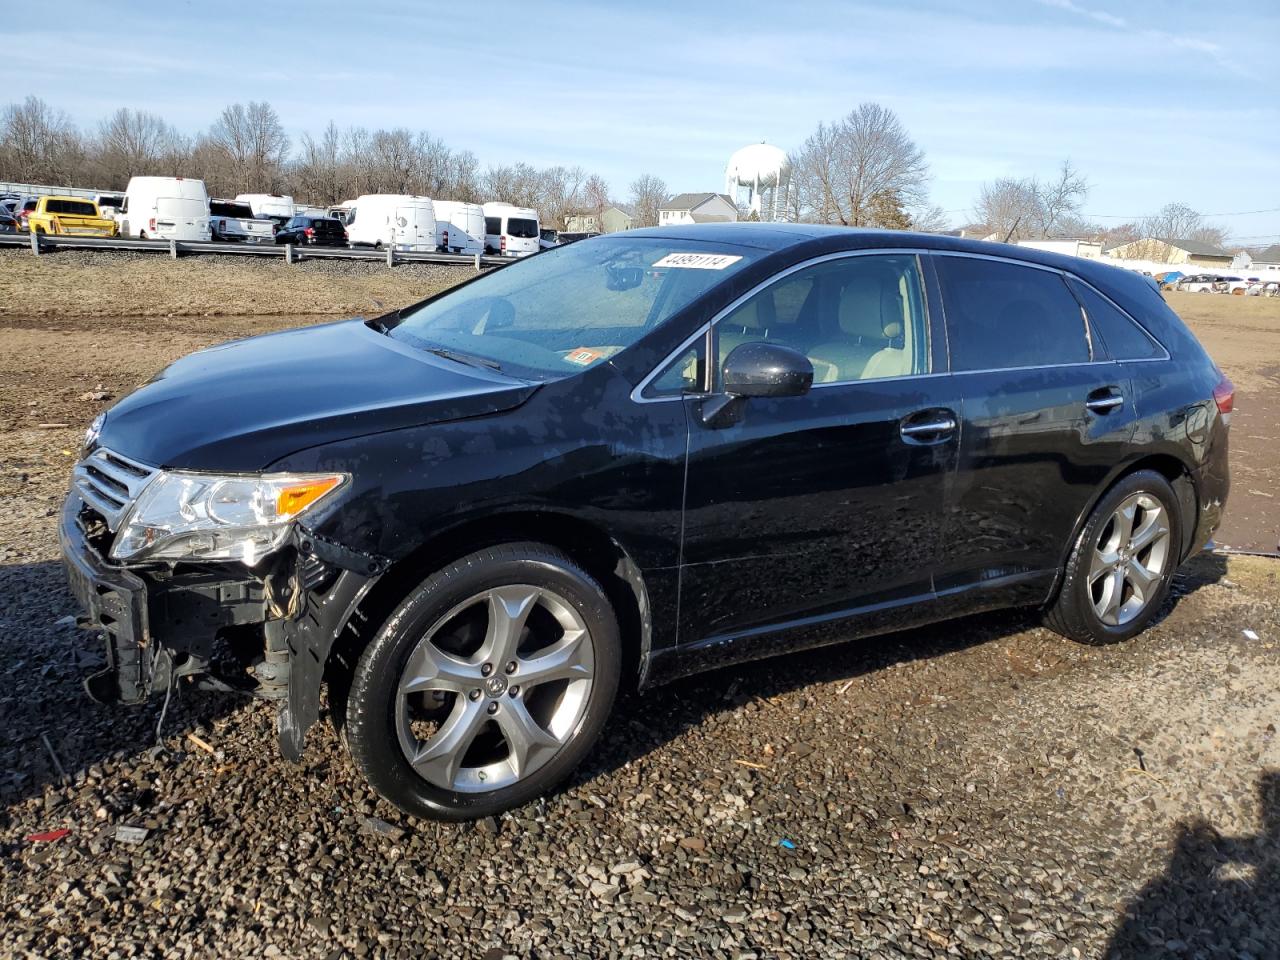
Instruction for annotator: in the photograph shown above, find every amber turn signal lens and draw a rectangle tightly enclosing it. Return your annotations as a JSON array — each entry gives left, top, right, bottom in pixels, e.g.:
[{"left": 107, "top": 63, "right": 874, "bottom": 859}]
[{"left": 276, "top": 476, "right": 343, "bottom": 518}]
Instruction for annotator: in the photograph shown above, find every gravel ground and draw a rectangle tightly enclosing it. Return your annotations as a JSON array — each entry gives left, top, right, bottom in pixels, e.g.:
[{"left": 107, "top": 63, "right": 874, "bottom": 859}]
[{"left": 2, "top": 263, "right": 1279, "bottom": 958}]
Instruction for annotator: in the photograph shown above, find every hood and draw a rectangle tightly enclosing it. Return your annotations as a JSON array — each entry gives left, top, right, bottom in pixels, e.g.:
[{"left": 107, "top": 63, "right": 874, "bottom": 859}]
[{"left": 96, "top": 319, "right": 537, "bottom": 470}]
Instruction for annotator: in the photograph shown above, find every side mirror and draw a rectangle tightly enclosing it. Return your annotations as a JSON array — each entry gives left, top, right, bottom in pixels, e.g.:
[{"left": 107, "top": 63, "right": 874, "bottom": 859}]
[{"left": 722, "top": 342, "right": 813, "bottom": 399}]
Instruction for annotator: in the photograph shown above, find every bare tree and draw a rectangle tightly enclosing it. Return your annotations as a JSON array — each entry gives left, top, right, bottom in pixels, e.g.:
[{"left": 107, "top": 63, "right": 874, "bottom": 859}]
[
  {"left": 789, "top": 103, "right": 929, "bottom": 227},
  {"left": 974, "top": 161, "right": 1091, "bottom": 242},
  {"left": 1117, "top": 203, "right": 1229, "bottom": 262},
  {"left": 95, "top": 108, "right": 187, "bottom": 187},
  {"left": 204, "top": 101, "right": 289, "bottom": 194},
  {"left": 973, "top": 177, "right": 1037, "bottom": 241},
  {"left": 294, "top": 121, "right": 343, "bottom": 204},
  {"left": 482, "top": 164, "right": 588, "bottom": 229},
  {"left": 1031, "top": 161, "right": 1089, "bottom": 238},
  {"left": 909, "top": 203, "right": 952, "bottom": 233},
  {"left": 0, "top": 95, "right": 87, "bottom": 184},
  {"left": 580, "top": 173, "right": 610, "bottom": 228},
  {"left": 629, "top": 174, "right": 667, "bottom": 228},
  {"left": 1139, "top": 202, "right": 1226, "bottom": 246}
]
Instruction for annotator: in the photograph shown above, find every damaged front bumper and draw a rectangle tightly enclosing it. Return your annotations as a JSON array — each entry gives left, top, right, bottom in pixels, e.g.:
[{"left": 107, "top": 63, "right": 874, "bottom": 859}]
[
  {"left": 59, "top": 494, "right": 270, "bottom": 703},
  {"left": 58, "top": 493, "right": 382, "bottom": 760}
]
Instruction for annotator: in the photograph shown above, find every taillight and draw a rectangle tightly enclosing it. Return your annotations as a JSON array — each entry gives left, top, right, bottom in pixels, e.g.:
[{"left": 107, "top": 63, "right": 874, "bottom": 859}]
[
  {"left": 304, "top": 227, "right": 314, "bottom": 237},
  {"left": 442, "top": 229, "right": 448, "bottom": 248},
  {"left": 500, "top": 235, "right": 506, "bottom": 253},
  {"left": 1213, "top": 373, "right": 1234, "bottom": 417},
  {"left": 149, "top": 218, "right": 156, "bottom": 231},
  {"left": 342, "top": 229, "right": 349, "bottom": 240}
]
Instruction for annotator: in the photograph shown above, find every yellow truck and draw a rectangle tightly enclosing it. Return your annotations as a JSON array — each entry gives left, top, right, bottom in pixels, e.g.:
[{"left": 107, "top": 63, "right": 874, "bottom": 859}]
[{"left": 27, "top": 196, "right": 117, "bottom": 237}]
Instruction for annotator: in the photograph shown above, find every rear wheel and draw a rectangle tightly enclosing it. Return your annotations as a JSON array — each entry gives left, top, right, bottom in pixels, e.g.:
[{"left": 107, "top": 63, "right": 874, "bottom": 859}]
[
  {"left": 345, "top": 543, "right": 620, "bottom": 819},
  {"left": 1045, "top": 470, "right": 1181, "bottom": 644}
]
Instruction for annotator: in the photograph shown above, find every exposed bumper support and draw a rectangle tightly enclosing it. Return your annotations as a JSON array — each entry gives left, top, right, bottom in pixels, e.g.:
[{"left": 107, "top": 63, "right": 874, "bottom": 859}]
[{"left": 277, "top": 567, "right": 378, "bottom": 762}]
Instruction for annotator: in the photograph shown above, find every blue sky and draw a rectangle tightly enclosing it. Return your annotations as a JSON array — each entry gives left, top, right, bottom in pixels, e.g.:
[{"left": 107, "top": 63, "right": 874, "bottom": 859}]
[{"left": 5, "top": 0, "right": 1278, "bottom": 242}]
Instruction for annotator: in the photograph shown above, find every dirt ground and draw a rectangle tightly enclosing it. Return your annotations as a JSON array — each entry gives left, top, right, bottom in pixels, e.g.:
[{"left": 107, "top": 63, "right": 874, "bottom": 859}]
[
  {"left": 1, "top": 252, "right": 1279, "bottom": 958},
  {"left": 1165, "top": 291, "right": 1280, "bottom": 555},
  {"left": 0, "top": 247, "right": 474, "bottom": 320}
]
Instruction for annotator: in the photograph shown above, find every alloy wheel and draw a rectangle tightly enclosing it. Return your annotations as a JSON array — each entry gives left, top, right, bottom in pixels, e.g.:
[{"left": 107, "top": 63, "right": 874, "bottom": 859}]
[
  {"left": 1088, "top": 492, "right": 1171, "bottom": 626},
  {"left": 395, "top": 585, "right": 594, "bottom": 792}
]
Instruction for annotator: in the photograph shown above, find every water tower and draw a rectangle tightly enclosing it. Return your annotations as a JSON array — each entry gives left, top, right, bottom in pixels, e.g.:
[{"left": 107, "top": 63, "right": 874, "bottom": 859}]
[{"left": 725, "top": 141, "right": 791, "bottom": 221}]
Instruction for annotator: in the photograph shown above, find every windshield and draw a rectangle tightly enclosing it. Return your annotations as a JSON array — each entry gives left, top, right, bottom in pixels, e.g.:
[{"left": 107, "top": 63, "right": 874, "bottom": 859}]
[
  {"left": 389, "top": 236, "right": 760, "bottom": 379},
  {"left": 211, "top": 201, "right": 254, "bottom": 218}
]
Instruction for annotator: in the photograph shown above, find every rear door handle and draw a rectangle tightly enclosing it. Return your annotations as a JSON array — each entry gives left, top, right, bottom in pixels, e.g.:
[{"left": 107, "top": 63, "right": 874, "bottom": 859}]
[
  {"left": 1086, "top": 387, "right": 1124, "bottom": 414},
  {"left": 900, "top": 409, "right": 957, "bottom": 443}
]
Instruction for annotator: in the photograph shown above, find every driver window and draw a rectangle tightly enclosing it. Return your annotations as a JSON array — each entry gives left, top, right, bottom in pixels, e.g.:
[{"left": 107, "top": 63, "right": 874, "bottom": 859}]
[{"left": 714, "top": 255, "right": 929, "bottom": 385}]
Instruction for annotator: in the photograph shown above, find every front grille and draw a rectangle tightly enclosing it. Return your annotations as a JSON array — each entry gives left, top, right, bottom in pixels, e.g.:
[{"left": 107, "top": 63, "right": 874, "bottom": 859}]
[{"left": 72, "top": 447, "right": 158, "bottom": 532}]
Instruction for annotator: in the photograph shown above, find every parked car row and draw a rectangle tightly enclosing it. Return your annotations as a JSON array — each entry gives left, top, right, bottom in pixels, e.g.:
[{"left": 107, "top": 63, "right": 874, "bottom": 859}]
[
  {"left": 1161, "top": 272, "right": 1278, "bottom": 296},
  {"left": 4, "top": 180, "right": 549, "bottom": 258},
  {"left": 336, "top": 196, "right": 541, "bottom": 257},
  {"left": 1, "top": 193, "right": 117, "bottom": 237}
]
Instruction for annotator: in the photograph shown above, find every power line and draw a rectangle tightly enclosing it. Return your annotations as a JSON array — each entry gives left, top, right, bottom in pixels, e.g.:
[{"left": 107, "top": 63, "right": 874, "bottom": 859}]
[{"left": 1084, "top": 206, "right": 1280, "bottom": 220}]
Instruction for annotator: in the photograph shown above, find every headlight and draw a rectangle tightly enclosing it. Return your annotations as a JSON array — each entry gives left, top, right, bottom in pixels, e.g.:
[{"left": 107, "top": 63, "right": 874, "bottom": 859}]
[{"left": 111, "top": 471, "right": 348, "bottom": 565}]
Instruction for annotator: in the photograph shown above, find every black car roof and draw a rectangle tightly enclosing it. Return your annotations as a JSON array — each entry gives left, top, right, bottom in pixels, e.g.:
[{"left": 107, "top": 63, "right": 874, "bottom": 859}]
[{"left": 622, "top": 222, "right": 1151, "bottom": 296}]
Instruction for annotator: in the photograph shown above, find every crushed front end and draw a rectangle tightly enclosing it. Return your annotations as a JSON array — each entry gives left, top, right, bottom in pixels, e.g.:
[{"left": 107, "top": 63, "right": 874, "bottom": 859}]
[{"left": 59, "top": 443, "right": 381, "bottom": 759}]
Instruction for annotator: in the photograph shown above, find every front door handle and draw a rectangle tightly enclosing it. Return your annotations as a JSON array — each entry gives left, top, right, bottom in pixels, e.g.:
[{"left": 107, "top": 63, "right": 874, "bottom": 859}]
[
  {"left": 900, "top": 409, "right": 957, "bottom": 443},
  {"left": 1086, "top": 387, "right": 1124, "bottom": 414}
]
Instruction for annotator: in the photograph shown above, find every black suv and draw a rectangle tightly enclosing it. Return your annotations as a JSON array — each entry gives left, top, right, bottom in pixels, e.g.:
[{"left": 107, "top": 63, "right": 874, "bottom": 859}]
[
  {"left": 61, "top": 225, "right": 1231, "bottom": 819},
  {"left": 274, "top": 215, "right": 348, "bottom": 246}
]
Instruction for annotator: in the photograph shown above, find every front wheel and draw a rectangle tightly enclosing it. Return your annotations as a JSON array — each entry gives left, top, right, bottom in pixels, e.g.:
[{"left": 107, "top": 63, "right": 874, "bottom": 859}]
[
  {"left": 345, "top": 543, "right": 621, "bottom": 819},
  {"left": 1045, "top": 470, "right": 1181, "bottom": 644}
]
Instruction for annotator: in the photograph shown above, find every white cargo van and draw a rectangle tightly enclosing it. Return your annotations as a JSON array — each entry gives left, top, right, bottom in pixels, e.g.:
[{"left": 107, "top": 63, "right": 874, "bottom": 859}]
[
  {"left": 343, "top": 195, "right": 436, "bottom": 251},
  {"left": 432, "top": 200, "right": 485, "bottom": 255},
  {"left": 235, "top": 194, "right": 295, "bottom": 223},
  {"left": 117, "top": 177, "right": 211, "bottom": 241},
  {"left": 482, "top": 202, "right": 540, "bottom": 257}
]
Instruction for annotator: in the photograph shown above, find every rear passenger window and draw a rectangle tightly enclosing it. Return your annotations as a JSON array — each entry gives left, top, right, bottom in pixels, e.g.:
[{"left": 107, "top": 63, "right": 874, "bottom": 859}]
[
  {"left": 936, "top": 256, "right": 1090, "bottom": 371},
  {"left": 1067, "top": 278, "right": 1163, "bottom": 360}
]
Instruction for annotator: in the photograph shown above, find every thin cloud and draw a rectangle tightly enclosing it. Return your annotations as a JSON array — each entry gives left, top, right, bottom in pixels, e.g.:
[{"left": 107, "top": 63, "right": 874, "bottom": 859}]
[{"left": 1035, "top": 0, "right": 1251, "bottom": 77}]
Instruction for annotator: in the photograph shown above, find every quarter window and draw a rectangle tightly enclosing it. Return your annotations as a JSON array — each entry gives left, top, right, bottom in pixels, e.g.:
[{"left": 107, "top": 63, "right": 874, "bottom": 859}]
[
  {"left": 715, "top": 254, "right": 929, "bottom": 385},
  {"left": 935, "top": 256, "right": 1090, "bottom": 371},
  {"left": 645, "top": 340, "right": 706, "bottom": 398},
  {"left": 1067, "top": 278, "right": 1163, "bottom": 360}
]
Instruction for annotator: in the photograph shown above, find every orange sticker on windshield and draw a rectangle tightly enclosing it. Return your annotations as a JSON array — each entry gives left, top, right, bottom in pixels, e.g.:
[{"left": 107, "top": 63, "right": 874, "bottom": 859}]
[{"left": 564, "top": 348, "right": 604, "bottom": 366}]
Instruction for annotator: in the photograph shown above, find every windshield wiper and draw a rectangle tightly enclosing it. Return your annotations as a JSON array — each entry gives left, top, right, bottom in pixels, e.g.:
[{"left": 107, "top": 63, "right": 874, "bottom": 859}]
[{"left": 425, "top": 346, "right": 503, "bottom": 372}]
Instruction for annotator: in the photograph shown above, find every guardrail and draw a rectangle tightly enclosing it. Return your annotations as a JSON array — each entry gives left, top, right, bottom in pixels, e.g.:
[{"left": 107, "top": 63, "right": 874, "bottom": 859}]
[{"left": 0, "top": 231, "right": 513, "bottom": 270}]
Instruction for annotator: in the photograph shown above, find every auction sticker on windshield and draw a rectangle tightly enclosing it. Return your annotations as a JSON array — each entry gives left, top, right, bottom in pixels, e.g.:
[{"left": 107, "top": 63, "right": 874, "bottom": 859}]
[
  {"left": 652, "top": 253, "right": 743, "bottom": 270},
  {"left": 564, "top": 348, "right": 605, "bottom": 366}
]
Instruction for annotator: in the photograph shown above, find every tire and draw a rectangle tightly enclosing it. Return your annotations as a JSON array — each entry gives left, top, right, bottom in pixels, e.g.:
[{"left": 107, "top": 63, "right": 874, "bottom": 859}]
[
  {"left": 345, "top": 543, "right": 621, "bottom": 820},
  {"left": 1045, "top": 470, "right": 1182, "bottom": 644}
]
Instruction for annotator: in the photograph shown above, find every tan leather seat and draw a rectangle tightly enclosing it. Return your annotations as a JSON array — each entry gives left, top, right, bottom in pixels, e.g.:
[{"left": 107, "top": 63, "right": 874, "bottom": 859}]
[
  {"left": 809, "top": 276, "right": 892, "bottom": 382},
  {"left": 860, "top": 317, "right": 911, "bottom": 380},
  {"left": 717, "top": 292, "right": 774, "bottom": 359}
]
